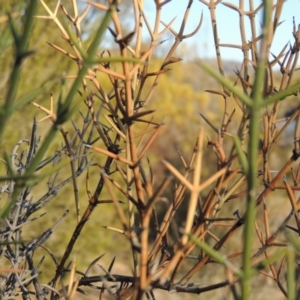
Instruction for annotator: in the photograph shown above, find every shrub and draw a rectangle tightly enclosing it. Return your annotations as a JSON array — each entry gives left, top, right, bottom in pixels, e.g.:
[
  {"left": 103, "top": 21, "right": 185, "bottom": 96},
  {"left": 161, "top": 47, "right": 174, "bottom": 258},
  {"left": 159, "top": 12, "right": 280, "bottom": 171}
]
[{"left": 1, "top": 1, "right": 300, "bottom": 299}]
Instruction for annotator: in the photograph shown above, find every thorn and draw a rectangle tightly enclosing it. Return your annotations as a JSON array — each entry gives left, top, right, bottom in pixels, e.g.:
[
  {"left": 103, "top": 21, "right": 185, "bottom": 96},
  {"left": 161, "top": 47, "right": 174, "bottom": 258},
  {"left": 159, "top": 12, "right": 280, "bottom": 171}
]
[{"left": 233, "top": 209, "right": 241, "bottom": 219}]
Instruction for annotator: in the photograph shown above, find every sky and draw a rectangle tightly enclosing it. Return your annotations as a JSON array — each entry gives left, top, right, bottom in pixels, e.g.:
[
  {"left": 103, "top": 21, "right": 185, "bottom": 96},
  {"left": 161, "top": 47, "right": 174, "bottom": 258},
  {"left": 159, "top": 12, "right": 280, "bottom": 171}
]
[{"left": 144, "top": 0, "right": 300, "bottom": 62}]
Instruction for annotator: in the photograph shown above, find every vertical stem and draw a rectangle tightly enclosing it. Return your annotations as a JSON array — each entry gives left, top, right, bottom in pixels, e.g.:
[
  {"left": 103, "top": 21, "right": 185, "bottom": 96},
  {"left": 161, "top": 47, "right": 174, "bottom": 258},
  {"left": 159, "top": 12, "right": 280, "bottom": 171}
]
[
  {"left": 242, "top": 1, "right": 272, "bottom": 299},
  {"left": 286, "top": 246, "right": 295, "bottom": 300},
  {"left": 208, "top": 0, "right": 229, "bottom": 138},
  {"left": 182, "top": 130, "right": 203, "bottom": 245},
  {"left": 132, "top": 0, "right": 143, "bottom": 91},
  {"left": 0, "top": 0, "right": 38, "bottom": 140}
]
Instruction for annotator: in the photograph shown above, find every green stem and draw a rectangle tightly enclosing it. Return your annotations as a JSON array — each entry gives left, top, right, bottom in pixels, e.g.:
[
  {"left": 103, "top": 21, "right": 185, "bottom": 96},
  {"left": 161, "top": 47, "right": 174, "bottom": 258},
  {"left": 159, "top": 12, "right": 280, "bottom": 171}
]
[
  {"left": 286, "top": 246, "right": 295, "bottom": 300},
  {"left": 242, "top": 1, "right": 272, "bottom": 299},
  {"left": 0, "top": 0, "right": 38, "bottom": 140}
]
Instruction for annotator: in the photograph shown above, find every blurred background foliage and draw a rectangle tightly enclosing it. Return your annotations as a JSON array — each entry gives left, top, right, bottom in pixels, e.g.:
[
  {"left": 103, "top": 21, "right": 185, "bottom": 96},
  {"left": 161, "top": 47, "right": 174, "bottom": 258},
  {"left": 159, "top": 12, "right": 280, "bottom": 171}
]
[{"left": 0, "top": 1, "right": 299, "bottom": 298}]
